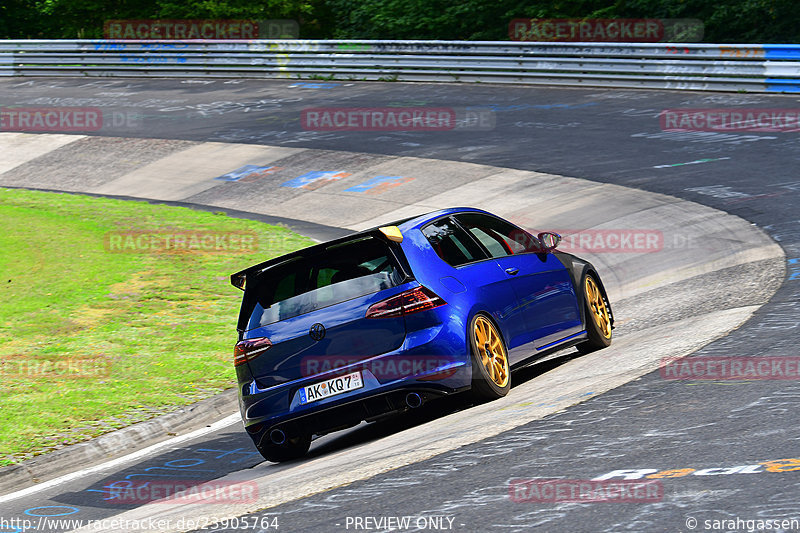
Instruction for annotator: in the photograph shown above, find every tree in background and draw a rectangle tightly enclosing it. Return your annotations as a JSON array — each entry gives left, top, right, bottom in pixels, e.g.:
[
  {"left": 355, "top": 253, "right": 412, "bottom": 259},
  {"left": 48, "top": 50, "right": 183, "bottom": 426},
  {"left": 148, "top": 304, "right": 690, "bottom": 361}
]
[
  {"left": 1, "top": 0, "right": 48, "bottom": 38},
  {"left": 576, "top": 0, "right": 800, "bottom": 43},
  {"left": 1, "top": 0, "right": 799, "bottom": 42},
  {"left": 0, "top": 0, "right": 327, "bottom": 39},
  {"left": 328, "top": 0, "right": 800, "bottom": 42}
]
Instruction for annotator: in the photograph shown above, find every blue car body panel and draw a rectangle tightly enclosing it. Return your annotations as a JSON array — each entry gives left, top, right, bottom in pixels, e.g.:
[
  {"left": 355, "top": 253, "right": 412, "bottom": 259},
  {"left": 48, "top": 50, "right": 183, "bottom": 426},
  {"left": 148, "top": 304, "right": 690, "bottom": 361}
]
[{"left": 230, "top": 207, "right": 613, "bottom": 450}]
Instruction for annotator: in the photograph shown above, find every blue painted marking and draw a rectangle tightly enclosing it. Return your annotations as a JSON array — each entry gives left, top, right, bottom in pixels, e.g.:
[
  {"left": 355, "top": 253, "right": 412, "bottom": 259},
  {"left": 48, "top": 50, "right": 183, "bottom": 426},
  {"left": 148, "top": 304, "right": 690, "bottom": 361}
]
[
  {"left": 196, "top": 448, "right": 261, "bottom": 462},
  {"left": 119, "top": 55, "right": 187, "bottom": 64},
  {"left": 144, "top": 465, "right": 213, "bottom": 472},
  {"left": 344, "top": 176, "right": 406, "bottom": 193},
  {"left": 141, "top": 43, "right": 189, "bottom": 51},
  {"left": 124, "top": 458, "right": 209, "bottom": 479},
  {"left": 87, "top": 480, "right": 135, "bottom": 500},
  {"left": 24, "top": 506, "right": 79, "bottom": 517},
  {"left": 93, "top": 43, "right": 125, "bottom": 51},
  {"left": 215, "top": 165, "right": 276, "bottom": 182},
  {"left": 85, "top": 454, "right": 235, "bottom": 501},
  {"left": 163, "top": 458, "right": 206, "bottom": 467},
  {"left": 480, "top": 102, "right": 597, "bottom": 112},
  {"left": 92, "top": 42, "right": 190, "bottom": 51},
  {"left": 766, "top": 79, "right": 800, "bottom": 92},
  {"left": 288, "top": 82, "right": 340, "bottom": 89},
  {"left": 789, "top": 258, "right": 800, "bottom": 280},
  {"left": 124, "top": 472, "right": 193, "bottom": 479},
  {"left": 281, "top": 171, "right": 350, "bottom": 189},
  {"left": 764, "top": 45, "right": 800, "bottom": 60}
]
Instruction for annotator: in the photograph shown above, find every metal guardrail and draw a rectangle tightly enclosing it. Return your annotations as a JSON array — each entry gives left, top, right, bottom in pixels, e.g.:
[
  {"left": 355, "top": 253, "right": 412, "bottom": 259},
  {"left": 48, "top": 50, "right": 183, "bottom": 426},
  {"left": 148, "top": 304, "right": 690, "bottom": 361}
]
[{"left": 0, "top": 40, "right": 799, "bottom": 92}]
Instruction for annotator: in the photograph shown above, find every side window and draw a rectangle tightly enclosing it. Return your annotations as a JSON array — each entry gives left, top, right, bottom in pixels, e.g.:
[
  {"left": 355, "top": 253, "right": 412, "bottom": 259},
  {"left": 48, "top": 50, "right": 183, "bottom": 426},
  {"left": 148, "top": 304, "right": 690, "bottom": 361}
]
[
  {"left": 422, "top": 217, "right": 488, "bottom": 267},
  {"left": 470, "top": 227, "right": 511, "bottom": 257},
  {"left": 455, "top": 213, "right": 541, "bottom": 257}
]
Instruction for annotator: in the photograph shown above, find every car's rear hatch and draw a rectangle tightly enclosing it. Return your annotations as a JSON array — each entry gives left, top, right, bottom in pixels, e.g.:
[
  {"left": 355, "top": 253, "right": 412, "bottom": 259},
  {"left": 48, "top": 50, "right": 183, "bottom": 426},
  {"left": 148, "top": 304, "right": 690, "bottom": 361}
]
[{"left": 232, "top": 233, "right": 414, "bottom": 388}]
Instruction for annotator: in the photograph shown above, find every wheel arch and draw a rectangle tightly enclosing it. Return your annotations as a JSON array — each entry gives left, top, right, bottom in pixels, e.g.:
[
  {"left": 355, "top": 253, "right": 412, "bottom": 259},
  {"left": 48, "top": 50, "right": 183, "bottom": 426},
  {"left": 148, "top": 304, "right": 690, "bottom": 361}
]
[
  {"left": 466, "top": 307, "right": 511, "bottom": 355},
  {"left": 553, "top": 252, "right": 614, "bottom": 332}
]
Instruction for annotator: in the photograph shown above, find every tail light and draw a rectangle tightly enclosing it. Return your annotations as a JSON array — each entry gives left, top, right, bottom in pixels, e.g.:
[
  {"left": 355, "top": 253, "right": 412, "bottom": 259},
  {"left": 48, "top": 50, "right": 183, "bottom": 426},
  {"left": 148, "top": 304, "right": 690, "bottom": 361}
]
[
  {"left": 365, "top": 286, "right": 446, "bottom": 319},
  {"left": 234, "top": 337, "right": 272, "bottom": 366}
]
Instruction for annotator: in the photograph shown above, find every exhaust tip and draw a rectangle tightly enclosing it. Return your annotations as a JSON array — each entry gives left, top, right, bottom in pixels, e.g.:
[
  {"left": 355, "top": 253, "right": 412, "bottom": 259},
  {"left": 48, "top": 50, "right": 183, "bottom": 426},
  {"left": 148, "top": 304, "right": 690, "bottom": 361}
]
[
  {"left": 405, "top": 392, "right": 423, "bottom": 409},
  {"left": 269, "top": 428, "right": 286, "bottom": 445}
]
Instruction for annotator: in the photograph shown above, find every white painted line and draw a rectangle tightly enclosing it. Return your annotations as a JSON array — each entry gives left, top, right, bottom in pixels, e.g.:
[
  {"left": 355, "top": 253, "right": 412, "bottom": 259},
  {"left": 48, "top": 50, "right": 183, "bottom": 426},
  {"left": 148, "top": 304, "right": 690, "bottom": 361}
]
[
  {"left": 0, "top": 413, "right": 241, "bottom": 503},
  {"left": 653, "top": 157, "right": 731, "bottom": 168}
]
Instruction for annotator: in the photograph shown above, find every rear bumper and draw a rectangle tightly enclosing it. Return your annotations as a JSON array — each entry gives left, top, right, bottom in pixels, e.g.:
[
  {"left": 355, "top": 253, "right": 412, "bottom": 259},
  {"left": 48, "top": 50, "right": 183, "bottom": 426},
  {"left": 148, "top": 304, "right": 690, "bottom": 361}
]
[
  {"left": 248, "top": 383, "right": 468, "bottom": 450},
  {"left": 238, "top": 349, "right": 471, "bottom": 444}
]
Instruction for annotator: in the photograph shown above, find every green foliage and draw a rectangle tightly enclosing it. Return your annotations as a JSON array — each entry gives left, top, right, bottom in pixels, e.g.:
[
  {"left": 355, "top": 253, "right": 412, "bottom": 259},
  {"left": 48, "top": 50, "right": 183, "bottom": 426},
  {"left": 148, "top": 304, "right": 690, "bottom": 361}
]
[
  {"left": 1, "top": 0, "right": 50, "bottom": 38},
  {"left": 0, "top": 188, "right": 314, "bottom": 462},
  {"left": 323, "top": 0, "right": 800, "bottom": 42},
  {"left": 1, "top": 0, "right": 322, "bottom": 39}
]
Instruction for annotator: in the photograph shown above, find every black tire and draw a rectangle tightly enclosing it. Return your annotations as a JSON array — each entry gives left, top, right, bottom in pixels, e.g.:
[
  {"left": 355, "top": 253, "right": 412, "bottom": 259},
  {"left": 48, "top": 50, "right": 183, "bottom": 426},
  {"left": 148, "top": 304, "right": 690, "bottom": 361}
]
[
  {"left": 576, "top": 273, "right": 613, "bottom": 354},
  {"left": 256, "top": 433, "right": 311, "bottom": 463},
  {"left": 469, "top": 313, "right": 511, "bottom": 400}
]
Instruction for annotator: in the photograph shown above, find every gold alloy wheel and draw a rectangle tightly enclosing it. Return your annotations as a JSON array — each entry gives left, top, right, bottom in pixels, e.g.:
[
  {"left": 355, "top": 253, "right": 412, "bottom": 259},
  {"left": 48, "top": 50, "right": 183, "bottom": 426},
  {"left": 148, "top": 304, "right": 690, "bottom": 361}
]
[
  {"left": 473, "top": 316, "right": 509, "bottom": 387},
  {"left": 585, "top": 276, "right": 612, "bottom": 339}
]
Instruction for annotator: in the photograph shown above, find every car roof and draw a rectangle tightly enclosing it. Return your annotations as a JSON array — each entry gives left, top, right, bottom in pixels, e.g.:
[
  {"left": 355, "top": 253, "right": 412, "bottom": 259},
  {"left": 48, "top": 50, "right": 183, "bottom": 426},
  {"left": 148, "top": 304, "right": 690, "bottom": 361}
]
[
  {"left": 394, "top": 206, "right": 488, "bottom": 230},
  {"left": 231, "top": 207, "right": 490, "bottom": 289}
]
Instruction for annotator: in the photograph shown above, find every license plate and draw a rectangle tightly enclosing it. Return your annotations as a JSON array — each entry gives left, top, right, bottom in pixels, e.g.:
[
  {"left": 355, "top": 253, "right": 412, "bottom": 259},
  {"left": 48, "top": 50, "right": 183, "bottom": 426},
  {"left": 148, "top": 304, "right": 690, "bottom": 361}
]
[{"left": 299, "top": 371, "right": 363, "bottom": 405}]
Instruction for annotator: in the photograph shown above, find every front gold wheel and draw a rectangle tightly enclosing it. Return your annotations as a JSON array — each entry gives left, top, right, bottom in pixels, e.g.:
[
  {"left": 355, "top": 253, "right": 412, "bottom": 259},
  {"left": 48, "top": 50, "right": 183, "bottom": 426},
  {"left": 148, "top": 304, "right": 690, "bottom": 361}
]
[
  {"left": 585, "top": 276, "right": 612, "bottom": 339},
  {"left": 577, "top": 273, "right": 613, "bottom": 354}
]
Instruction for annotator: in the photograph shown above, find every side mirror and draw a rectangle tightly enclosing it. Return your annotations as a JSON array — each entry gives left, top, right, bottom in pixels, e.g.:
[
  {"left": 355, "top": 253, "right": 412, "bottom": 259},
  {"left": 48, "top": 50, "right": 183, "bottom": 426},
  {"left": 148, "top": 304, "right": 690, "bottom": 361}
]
[{"left": 537, "top": 231, "right": 562, "bottom": 251}]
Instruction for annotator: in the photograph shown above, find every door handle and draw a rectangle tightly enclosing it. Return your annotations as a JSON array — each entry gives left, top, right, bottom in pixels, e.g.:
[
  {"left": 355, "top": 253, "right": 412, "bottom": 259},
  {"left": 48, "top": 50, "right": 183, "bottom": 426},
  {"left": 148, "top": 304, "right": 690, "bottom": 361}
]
[{"left": 505, "top": 267, "right": 519, "bottom": 275}]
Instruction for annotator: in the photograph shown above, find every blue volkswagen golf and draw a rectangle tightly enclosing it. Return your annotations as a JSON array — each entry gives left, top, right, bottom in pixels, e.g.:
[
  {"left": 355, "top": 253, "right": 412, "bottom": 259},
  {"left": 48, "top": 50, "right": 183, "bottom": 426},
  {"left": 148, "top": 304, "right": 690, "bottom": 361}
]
[{"left": 230, "top": 207, "right": 613, "bottom": 461}]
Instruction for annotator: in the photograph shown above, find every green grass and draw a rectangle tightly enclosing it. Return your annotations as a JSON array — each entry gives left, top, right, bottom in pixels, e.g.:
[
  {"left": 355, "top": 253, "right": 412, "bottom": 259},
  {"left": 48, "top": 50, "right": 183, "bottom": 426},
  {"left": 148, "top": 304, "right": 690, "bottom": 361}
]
[{"left": 0, "top": 188, "right": 315, "bottom": 465}]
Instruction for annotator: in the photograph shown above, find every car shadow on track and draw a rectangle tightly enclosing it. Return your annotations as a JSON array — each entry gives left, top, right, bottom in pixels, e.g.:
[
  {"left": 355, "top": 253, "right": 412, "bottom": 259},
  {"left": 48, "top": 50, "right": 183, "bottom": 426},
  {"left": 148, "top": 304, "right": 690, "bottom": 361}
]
[{"left": 303, "top": 348, "right": 580, "bottom": 460}]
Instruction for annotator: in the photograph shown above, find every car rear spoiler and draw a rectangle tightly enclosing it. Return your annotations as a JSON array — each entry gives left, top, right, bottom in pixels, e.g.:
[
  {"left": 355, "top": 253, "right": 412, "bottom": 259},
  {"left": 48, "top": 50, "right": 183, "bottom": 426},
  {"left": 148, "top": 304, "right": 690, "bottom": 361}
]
[
  {"left": 230, "top": 252, "right": 305, "bottom": 291},
  {"left": 229, "top": 226, "right": 405, "bottom": 291}
]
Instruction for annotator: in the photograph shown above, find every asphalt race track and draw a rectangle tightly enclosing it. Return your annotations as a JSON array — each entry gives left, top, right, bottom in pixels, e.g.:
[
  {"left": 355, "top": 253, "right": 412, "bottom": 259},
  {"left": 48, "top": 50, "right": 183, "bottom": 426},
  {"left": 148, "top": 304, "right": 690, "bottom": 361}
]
[{"left": 0, "top": 78, "right": 799, "bottom": 533}]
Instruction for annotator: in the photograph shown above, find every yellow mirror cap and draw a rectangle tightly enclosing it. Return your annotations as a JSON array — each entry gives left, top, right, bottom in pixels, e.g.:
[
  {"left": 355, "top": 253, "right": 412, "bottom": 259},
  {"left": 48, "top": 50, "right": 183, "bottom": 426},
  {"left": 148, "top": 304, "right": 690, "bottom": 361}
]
[{"left": 379, "top": 226, "right": 404, "bottom": 242}]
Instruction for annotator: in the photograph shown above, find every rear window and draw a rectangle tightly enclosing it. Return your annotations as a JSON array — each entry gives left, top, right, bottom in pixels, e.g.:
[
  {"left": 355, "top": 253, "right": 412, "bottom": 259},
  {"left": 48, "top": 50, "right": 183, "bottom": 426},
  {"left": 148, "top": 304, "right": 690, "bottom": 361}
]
[{"left": 241, "top": 236, "right": 404, "bottom": 330}]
